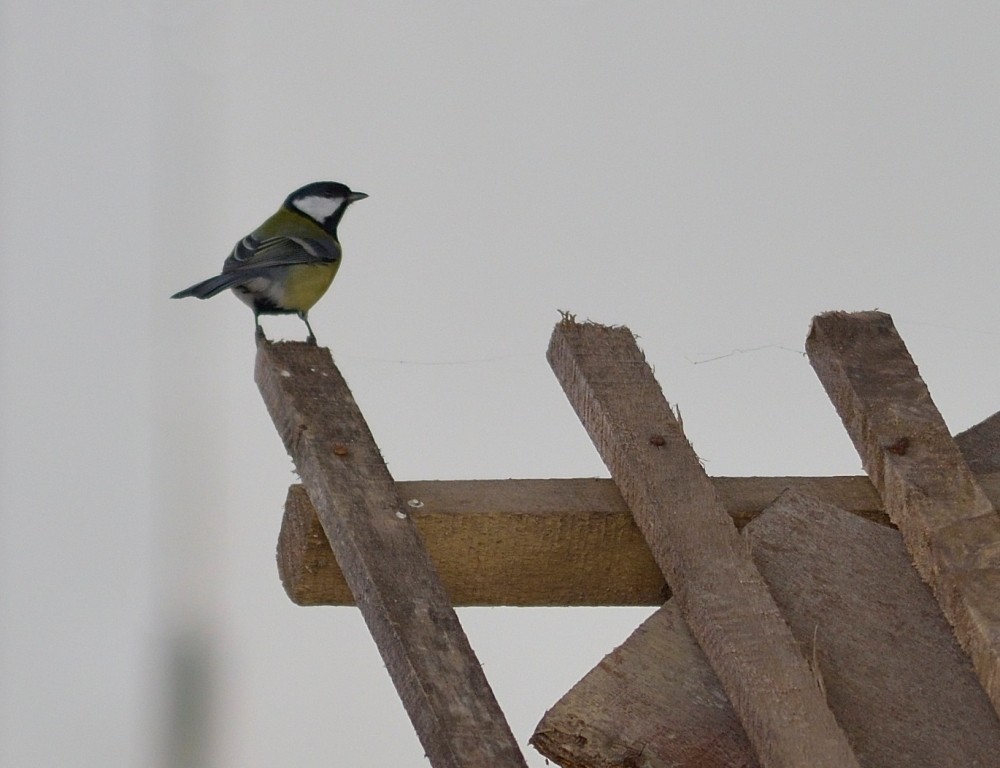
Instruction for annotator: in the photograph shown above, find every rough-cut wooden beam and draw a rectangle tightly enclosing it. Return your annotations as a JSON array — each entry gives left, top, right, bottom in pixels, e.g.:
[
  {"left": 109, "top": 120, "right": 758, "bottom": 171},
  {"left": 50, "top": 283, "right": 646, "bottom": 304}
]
[
  {"left": 806, "top": 311, "right": 1000, "bottom": 717},
  {"left": 278, "top": 468, "right": 1000, "bottom": 606},
  {"left": 255, "top": 340, "right": 526, "bottom": 768},
  {"left": 536, "top": 599, "right": 759, "bottom": 768},
  {"left": 546, "top": 319, "right": 859, "bottom": 768},
  {"left": 275, "top": 404, "right": 1000, "bottom": 607},
  {"left": 277, "top": 475, "right": 887, "bottom": 606},
  {"left": 532, "top": 490, "right": 1000, "bottom": 767},
  {"left": 278, "top": 479, "right": 665, "bottom": 606},
  {"left": 956, "top": 411, "right": 1000, "bottom": 474}
]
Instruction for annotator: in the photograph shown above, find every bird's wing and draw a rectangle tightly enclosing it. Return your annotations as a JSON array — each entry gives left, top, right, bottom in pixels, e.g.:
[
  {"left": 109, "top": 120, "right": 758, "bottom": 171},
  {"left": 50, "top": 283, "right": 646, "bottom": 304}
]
[{"left": 223, "top": 234, "right": 340, "bottom": 273}]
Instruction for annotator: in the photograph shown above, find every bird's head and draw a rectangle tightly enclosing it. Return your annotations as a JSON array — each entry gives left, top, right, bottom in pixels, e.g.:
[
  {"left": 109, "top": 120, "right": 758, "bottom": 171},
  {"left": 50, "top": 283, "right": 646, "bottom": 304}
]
[{"left": 285, "top": 181, "right": 368, "bottom": 231}]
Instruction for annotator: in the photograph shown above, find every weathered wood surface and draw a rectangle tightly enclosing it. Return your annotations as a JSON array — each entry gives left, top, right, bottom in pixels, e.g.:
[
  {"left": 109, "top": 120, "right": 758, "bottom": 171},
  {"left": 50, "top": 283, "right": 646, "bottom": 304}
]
[
  {"left": 535, "top": 598, "right": 759, "bottom": 768},
  {"left": 279, "top": 471, "right": 1000, "bottom": 606},
  {"left": 278, "top": 479, "right": 665, "bottom": 607},
  {"left": 255, "top": 340, "right": 526, "bottom": 768},
  {"left": 532, "top": 491, "right": 1000, "bottom": 768},
  {"left": 807, "top": 311, "right": 1000, "bottom": 716},
  {"left": 546, "top": 320, "right": 858, "bottom": 768},
  {"left": 956, "top": 411, "right": 1000, "bottom": 474},
  {"left": 277, "top": 475, "right": 883, "bottom": 606}
]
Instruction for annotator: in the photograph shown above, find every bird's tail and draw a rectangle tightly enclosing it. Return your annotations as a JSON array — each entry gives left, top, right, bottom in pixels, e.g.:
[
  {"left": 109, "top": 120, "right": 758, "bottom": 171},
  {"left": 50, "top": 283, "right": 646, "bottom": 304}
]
[{"left": 171, "top": 273, "right": 243, "bottom": 300}]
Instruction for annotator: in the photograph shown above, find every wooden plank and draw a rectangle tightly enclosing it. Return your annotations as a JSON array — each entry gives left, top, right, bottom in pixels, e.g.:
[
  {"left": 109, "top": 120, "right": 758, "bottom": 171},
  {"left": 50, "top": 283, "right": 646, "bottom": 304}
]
[
  {"left": 532, "top": 490, "right": 1000, "bottom": 767},
  {"left": 956, "top": 410, "right": 1000, "bottom": 474},
  {"left": 534, "top": 599, "right": 759, "bottom": 768},
  {"left": 278, "top": 480, "right": 665, "bottom": 607},
  {"left": 276, "top": 475, "right": 882, "bottom": 607},
  {"left": 255, "top": 340, "right": 526, "bottom": 768},
  {"left": 278, "top": 470, "right": 1000, "bottom": 606},
  {"left": 807, "top": 311, "right": 1000, "bottom": 714},
  {"left": 547, "top": 319, "right": 859, "bottom": 768}
]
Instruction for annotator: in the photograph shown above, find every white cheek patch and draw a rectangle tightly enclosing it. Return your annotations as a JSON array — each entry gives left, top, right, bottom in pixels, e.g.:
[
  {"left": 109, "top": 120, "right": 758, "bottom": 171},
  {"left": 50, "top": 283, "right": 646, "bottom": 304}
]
[{"left": 293, "top": 195, "right": 343, "bottom": 222}]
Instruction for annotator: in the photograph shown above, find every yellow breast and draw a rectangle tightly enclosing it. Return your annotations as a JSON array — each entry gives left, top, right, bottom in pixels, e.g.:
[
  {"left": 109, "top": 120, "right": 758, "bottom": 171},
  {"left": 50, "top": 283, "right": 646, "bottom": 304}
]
[{"left": 281, "top": 262, "right": 340, "bottom": 311}]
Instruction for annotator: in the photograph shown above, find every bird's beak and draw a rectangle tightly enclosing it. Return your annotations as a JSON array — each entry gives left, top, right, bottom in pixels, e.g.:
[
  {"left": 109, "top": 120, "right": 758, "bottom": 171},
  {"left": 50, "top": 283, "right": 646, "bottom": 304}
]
[{"left": 348, "top": 191, "right": 369, "bottom": 202}]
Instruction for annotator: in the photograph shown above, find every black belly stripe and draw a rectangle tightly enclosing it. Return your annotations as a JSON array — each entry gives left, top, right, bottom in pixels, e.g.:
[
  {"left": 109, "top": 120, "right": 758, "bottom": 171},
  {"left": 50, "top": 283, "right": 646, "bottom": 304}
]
[{"left": 249, "top": 294, "right": 296, "bottom": 315}]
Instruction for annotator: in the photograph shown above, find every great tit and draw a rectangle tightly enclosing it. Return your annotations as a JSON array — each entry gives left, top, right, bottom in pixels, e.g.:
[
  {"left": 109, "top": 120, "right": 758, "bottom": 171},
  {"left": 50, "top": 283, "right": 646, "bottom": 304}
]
[{"left": 171, "top": 181, "right": 367, "bottom": 344}]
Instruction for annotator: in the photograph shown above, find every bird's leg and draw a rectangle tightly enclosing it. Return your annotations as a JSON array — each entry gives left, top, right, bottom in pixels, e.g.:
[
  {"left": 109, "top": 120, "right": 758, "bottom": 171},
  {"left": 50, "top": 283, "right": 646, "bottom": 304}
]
[
  {"left": 254, "top": 313, "right": 267, "bottom": 341},
  {"left": 299, "top": 311, "right": 317, "bottom": 346}
]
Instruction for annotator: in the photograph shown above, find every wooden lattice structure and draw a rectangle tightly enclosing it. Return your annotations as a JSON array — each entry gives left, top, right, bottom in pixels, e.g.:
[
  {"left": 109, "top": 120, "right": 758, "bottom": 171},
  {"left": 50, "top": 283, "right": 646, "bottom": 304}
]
[{"left": 255, "top": 311, "right": 1000, "bottom": 767}]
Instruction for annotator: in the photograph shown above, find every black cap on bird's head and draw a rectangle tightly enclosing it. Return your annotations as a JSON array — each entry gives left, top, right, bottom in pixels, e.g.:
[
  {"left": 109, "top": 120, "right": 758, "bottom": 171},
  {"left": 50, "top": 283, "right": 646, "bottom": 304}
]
[{"left": 285, "top": 181, "right": 368, "bottom": 232}]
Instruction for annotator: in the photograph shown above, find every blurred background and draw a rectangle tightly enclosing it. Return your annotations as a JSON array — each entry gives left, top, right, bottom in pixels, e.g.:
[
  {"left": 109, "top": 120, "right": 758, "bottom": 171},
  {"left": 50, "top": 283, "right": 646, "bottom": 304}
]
[{"left": 2, "top": 3, "right": 1000, "bottom": 766}]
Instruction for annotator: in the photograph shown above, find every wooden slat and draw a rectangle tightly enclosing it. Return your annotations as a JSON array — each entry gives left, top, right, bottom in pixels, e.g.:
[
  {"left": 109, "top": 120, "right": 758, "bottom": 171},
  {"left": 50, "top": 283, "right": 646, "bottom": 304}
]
[
  {"left": 956, "top": 411, "right": 1000, "bottom": 474},
  {"left": 255, "top": 340, "right": 526, "bottom": 768},
  {"left": 278, "top": 479, "right": 665, "bottom": 606},
  {"left": 277, "top": 474, "right": 887, "bottom": 606},
  {"left": 535, "top": 600, "right": 758, "bottom": 768},
  {"left": 546, "top": 319, "right": 859, "bottom": 768},
  {"left": 532, "top": 490, "right": 1000, "bottom": 767},
  {"left": 278, "top": 469, "right": 1000, "bottom": 606},
  {"left": 806, "top": 311, "right": 1000, "bottom": 716}
]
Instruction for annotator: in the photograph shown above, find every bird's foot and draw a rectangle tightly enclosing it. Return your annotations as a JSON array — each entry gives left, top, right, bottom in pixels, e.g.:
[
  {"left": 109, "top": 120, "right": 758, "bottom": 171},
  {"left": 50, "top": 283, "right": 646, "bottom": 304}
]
[{"left": 306, "top": 334, "right": 317, "bottom": 346}]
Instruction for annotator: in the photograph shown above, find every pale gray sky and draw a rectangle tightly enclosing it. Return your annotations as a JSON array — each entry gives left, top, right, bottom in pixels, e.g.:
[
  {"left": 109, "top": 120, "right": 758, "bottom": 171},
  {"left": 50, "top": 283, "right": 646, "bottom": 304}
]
[{"left": 3, "top": 3, "right": 1000, "bottom": 766}]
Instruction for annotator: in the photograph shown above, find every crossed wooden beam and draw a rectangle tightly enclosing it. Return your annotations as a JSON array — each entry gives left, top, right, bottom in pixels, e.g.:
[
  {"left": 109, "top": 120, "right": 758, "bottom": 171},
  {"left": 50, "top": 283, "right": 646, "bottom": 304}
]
[{"left": 255, "top": 311, "right": 1000, "bottom": 768}]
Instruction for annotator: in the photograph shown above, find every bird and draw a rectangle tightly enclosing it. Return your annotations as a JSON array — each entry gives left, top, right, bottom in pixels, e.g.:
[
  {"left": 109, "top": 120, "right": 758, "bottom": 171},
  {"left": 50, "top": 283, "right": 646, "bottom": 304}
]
[{"left": 171, "top": 181, "right": 367, "bottom": 345}]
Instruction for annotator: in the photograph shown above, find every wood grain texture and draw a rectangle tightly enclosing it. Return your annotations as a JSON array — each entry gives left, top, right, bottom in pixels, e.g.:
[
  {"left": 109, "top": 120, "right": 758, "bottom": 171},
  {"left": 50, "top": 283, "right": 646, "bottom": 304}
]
[
  {"left": 277, "top": 474, "right": 895, "bottom": 606},
  {"left": 807, "top": 311, "right": 1000, "bottom": 715},
  {"left": 546, "top": 319, "right": 859, "bottom": 768},
  {"left": 533, "top": 598, "right": 759, "bottom": 768},
  {"left": 533, "top": 491, "right": 1000, "bottom": 767},
  {"left": 278, "top": 480, "right": 666, "bottom": 606},
  {"left": 956, "top": 411, "right": 1000, "bottom": 474},
  {"left": 255, "top": 340, "right": 526, "bottom": 768},
  {"left": 277, "top": 465, "right": 1000, "bottom": 606}
]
